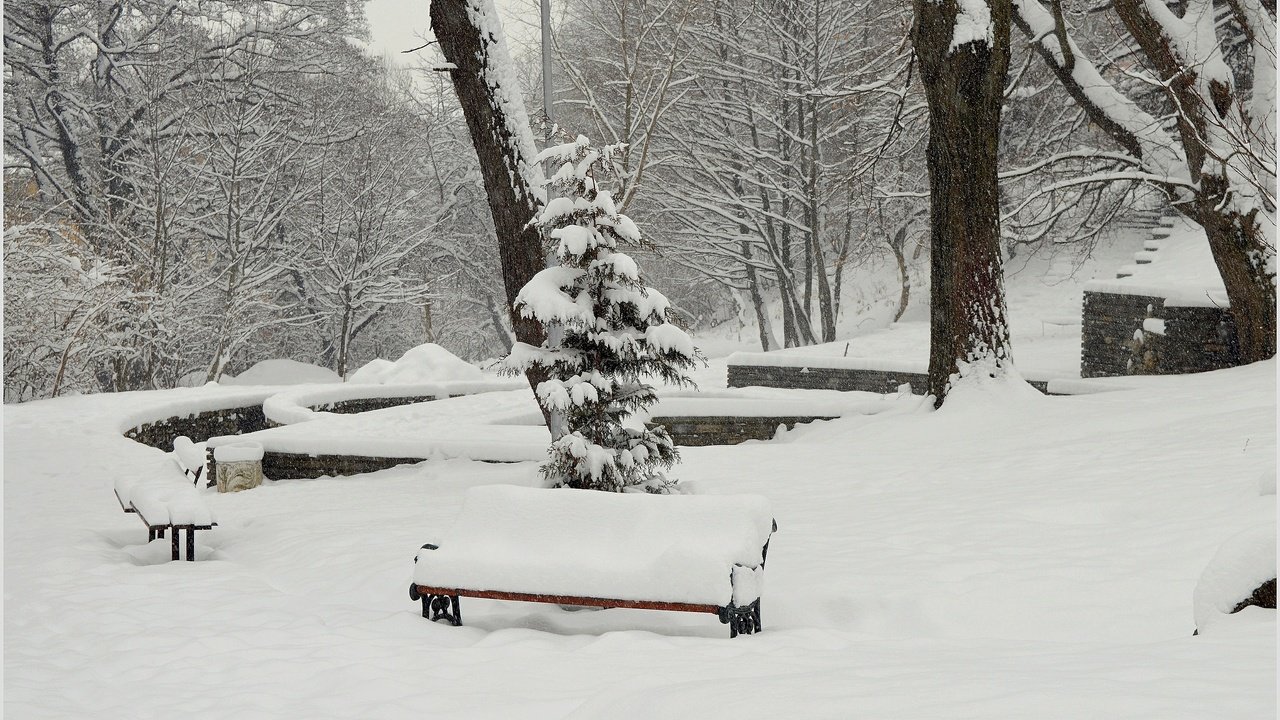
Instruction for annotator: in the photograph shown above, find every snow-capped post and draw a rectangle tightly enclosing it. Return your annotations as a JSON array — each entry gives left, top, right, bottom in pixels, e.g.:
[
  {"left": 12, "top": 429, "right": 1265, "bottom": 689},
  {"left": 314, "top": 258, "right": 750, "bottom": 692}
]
[
  {"left": 429, "top": 0, "right": 556, "bottom": 426},
  {"left": 213, "top": 442, "right": 264, "bottom": 493},
  {"left": 912, "top": 0, "right": 1015, "bottom": 408},
  {"left": 504, "top": 136, "right": 700, "bottom": 493}
]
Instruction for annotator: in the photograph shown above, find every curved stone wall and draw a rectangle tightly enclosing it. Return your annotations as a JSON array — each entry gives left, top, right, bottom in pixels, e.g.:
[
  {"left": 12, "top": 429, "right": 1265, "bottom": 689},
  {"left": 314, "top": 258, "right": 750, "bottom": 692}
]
[
  {"left": 650, "top": 415, "right": 836, "bottom": 446},
  {"left": 126, "top": 404, "right": 269, "bottom": 451}
]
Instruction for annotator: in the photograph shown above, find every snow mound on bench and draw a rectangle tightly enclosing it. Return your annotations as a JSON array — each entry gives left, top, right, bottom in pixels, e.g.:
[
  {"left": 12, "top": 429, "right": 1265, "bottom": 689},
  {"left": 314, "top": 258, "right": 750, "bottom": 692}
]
[
  {"left": 350, "top": 344, "right": 483, "bottom": 384},
  {"left": 172, "top": 436, "right": 207, "bottom": 474},
  {"left": 113, "top": 458, "right": 215, "bottom": 526},
  {"left": 1193, "top": 523, "right": 1276, "bottom": 633},
  {"left": 222, "top": 359, "right": 340, "bottom": 386},
  {"left": 414, "top": 485, "right": 774, "bottom": 607}
]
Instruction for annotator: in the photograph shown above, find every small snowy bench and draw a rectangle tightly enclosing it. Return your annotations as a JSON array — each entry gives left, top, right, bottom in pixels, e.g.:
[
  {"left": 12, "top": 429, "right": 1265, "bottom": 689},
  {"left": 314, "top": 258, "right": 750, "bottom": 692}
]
[
  {"left": 113, "top": 459, "right": 217, "bottom": 561},
  {"left": 172, "top": 436, "right": 208, "bottom": 487},
  {"left": 409, "top": 485, "right": 776, "bottom": 637}
]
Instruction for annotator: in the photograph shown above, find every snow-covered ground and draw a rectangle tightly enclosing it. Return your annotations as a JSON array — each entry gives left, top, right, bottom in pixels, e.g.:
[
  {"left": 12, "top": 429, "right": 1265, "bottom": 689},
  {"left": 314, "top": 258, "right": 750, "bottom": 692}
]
[
  {"left": 4, "top": 355, "right": 1274, "bottom": 718},
  {"left": 5, "top": 229, "right": 1275, "bottom": 718}
]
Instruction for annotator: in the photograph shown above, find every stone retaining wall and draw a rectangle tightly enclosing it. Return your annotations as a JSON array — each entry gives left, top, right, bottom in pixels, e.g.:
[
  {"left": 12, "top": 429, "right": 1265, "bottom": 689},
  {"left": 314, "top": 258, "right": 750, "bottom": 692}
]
[
  {"left": 126, "top": 405, "right": 269, "bottom": 450},
  {"left": 314, "top": 395, "right": 453, "bottom": 415},
  {"left": 1081, "top": 291, "right": 1165, "bottom": 377},
  {"left": 727, "top": 365, "right": 1051, "bottom": 395},
  {"left": 728, "top": 364, "right": 924, "bottom": 393},
  {"left": 650, "top": 415, "right": 836, "bottom": 446},
  {"left": 259, "top": 451, "right": 430, "bottom": 480},
  {"left": 1082, "top": 290, "right": 1238, "bottom": 378},
  {"left": 1155, "top": 305, "right": 1239, "bottom": 374}
]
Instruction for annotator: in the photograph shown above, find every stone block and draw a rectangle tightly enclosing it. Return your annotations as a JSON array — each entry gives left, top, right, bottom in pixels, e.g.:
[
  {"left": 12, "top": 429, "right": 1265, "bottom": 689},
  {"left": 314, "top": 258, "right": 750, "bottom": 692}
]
[{"left": 216, "top": 459, "right": 263, "bottom": 493}]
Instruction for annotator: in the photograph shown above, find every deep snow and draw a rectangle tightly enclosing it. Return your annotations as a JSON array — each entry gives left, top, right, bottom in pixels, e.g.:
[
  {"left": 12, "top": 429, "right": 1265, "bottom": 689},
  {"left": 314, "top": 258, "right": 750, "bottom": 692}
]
[{"left": 4, "top": 355, "right": 1274, "bottom": 718}]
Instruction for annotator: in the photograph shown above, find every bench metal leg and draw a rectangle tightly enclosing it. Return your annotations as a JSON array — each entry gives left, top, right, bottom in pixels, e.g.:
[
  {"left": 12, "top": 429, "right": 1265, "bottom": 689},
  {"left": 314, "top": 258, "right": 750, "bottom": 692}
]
[
  {"left": 186, "top": 528, "right": 195, "bottom": 561},
  {"left": 422, "top": 593, "right": 462, "bottom": 626},
  {"left": 719, "top": 600, "right": 761, "bottom": 638},
  {"left": 170, "top": 530, "right": 180, "bottom": 561}
]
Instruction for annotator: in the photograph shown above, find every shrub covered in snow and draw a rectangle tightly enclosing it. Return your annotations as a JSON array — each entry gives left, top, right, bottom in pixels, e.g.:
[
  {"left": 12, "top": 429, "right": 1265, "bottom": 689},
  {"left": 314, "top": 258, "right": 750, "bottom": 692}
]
[{"left": 504, "top": 136, "right": 699, "bottom": 493}]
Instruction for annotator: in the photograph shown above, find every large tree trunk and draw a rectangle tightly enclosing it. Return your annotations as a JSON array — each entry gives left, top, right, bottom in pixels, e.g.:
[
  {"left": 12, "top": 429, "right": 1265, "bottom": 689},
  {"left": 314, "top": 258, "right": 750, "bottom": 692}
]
[
  {"left": 913, "top": 0, "right": 1014, "bottom": 407},
  {"left": 430, "top": 0, "right": 553, "bottom": 421},
  {"left": 1195, "top": 192, "right": 1276, "bottom": 362}
]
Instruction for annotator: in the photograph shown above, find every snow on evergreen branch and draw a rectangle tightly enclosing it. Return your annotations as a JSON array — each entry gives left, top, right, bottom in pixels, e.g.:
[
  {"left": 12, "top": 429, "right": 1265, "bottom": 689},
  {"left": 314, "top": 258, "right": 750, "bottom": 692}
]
[{"left": 503, "top": 135, "right": 701, "bottom": 493}]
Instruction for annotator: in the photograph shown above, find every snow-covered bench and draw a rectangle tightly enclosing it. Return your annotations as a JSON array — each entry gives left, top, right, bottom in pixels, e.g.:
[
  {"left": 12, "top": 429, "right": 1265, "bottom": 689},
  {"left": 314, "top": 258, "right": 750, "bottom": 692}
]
[
  {"left": 172, "top": 436, "right": 208, "bottom": 487},
  {"left": 113, "top": 459, "right": 217, "bottom": 561},
  {"left": 409, "top": 485, "right": 776, "bottom": 637}
]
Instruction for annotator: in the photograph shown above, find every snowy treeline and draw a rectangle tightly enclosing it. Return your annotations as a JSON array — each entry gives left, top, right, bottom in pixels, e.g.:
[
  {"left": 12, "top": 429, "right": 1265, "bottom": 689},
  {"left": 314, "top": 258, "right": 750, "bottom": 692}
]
[
  {"left": 3, "top": 1, "right": 510, "bottom": 400},
  {"left": 546, "top": 0, "right": 1274, "bottom": 354},
  {"left": 6, "top": 0, "right": 1273, "bottom": 401}
]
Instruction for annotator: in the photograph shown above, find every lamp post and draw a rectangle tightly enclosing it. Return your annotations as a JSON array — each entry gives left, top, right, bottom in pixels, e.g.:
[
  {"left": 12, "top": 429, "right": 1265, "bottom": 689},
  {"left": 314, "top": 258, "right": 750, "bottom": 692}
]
[
  {"left": 540, "top": 0, "right": 568, "bottom": 440},
  {"left": 541, "top": 0, "right": 553, "bottom": 140}
]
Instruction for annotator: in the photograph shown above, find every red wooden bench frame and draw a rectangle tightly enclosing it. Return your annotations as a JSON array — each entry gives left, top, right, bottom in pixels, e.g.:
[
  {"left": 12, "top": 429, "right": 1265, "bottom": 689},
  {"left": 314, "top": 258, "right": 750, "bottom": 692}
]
[{"left": 409, "top": 522, "right": 775, "bottom": 638}]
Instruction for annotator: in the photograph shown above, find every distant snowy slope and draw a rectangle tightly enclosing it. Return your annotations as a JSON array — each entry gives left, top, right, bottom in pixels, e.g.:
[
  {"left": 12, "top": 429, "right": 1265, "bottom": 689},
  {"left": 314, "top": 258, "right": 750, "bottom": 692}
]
[
  {"left": 221, "top": 359, "right": 341, "bottom": 386},
  {"left": 349, "top": 343, "right": 485, "bottom": 384}
]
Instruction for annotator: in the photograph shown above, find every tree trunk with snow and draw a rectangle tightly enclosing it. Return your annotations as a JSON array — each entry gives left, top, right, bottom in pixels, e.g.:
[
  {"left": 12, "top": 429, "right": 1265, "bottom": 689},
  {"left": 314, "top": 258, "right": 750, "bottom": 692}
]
[
  {"left": 1111, "top": 0, "right": 1276, "bottom": 363},
  {"left": 913, "top": 0, "right": 1014, "bottom": 407},
  {"left": 430, "top": 0, "right": 553, "bottom": 420}
]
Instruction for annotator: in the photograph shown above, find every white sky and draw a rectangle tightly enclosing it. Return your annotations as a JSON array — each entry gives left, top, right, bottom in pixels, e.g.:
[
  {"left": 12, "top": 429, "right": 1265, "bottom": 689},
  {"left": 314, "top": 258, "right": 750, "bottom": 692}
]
[{"left": 364, "top": 0, "right": 544, "bottom": 66}]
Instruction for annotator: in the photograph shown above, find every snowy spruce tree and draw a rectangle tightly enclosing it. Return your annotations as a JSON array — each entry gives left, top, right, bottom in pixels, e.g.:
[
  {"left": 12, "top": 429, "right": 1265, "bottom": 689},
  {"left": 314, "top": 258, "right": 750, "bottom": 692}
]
[{"left": 504, "top": 136, "right": 699, "bottom": 493}]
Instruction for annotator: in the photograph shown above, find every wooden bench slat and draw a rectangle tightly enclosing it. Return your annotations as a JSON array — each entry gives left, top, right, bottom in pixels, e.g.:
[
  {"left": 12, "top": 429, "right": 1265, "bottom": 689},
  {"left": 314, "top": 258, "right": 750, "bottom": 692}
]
[{"left": 413, "top": 585, "right": 721, "bottom": 615}]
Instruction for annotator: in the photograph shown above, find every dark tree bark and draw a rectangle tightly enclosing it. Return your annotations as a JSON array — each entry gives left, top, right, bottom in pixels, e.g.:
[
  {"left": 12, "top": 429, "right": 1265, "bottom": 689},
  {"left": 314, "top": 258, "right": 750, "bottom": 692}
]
[
  {"left": 430, "top": 0, "right": 552, "bottom": 421},
  {"left": 913, "top": 0, "right": 1014, "bottom": 407}
]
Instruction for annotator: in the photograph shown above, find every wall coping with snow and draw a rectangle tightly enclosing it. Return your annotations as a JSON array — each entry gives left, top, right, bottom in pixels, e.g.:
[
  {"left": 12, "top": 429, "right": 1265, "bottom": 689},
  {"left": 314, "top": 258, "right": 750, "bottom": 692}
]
[
  {"left": 725, "top": 352, "right": 1067, "bottom": 383},
  {"left": 650, "top": 414, "right": 837, "bottom": 446},
  {"left": 1082, "top": 281, "right": 1230, "bottom": 309},
  {"left": 122, "top": 391, "right": 278, "bottom": 451},
  {"left": 726, "top": 352, "right": 929, "bottom": 374},
  {"left": 726, "top": 359, "right": 1067, "bottom": 396},
  {"left": 261, "top": 380, "right": 523, "bottom": 426},
  {"left": 117, "top": 389, "right": 279, "bottom": 437}
]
